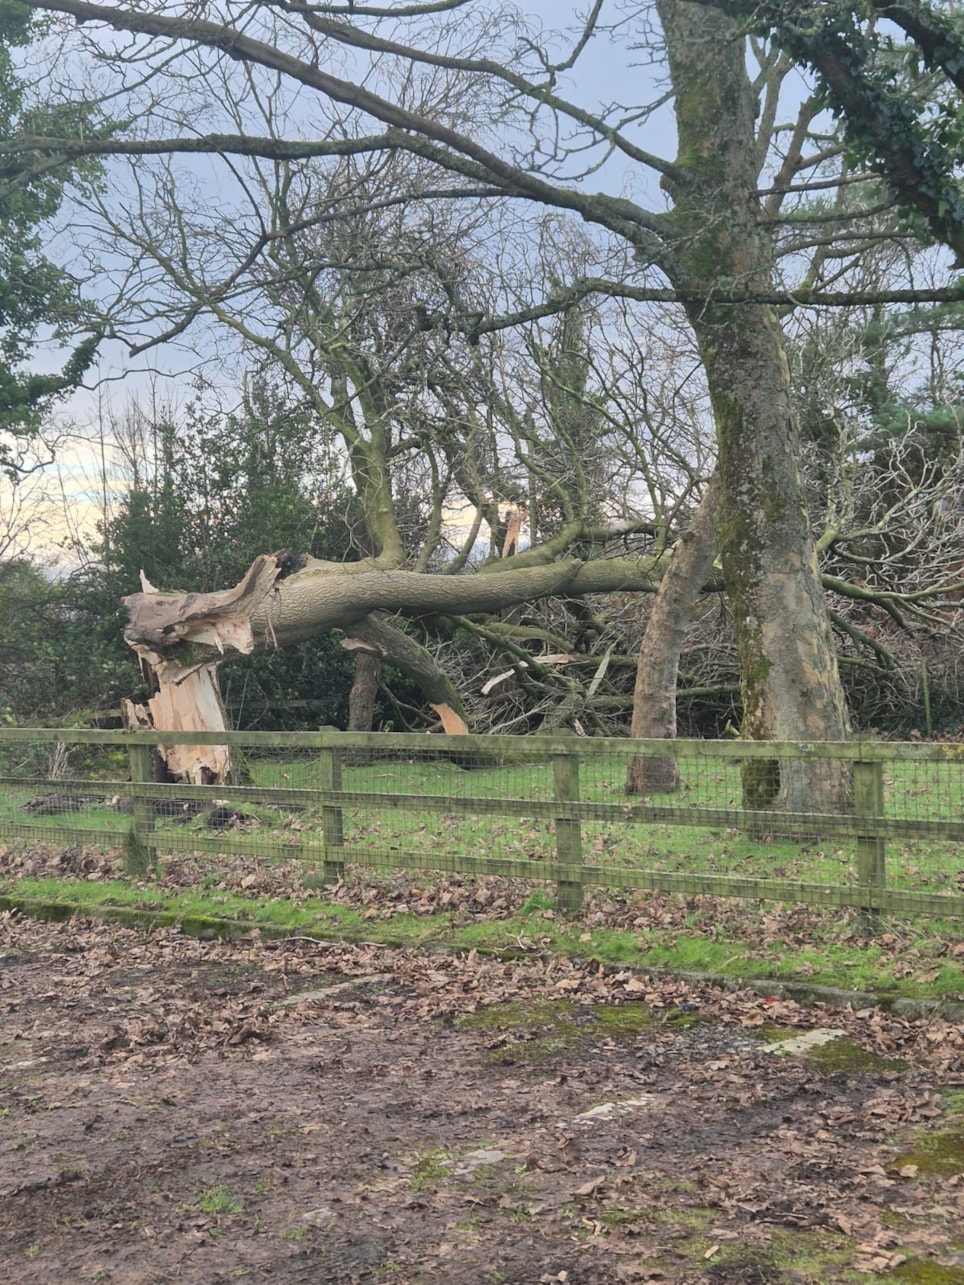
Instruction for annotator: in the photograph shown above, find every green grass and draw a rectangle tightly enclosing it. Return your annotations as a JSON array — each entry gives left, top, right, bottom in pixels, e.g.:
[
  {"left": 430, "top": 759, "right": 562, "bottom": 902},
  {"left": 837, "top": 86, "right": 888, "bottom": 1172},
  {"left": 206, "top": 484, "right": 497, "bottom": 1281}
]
[
  {"left": 2, "top": 751, "right": 960, "bottom": 894},
  {"left": 2, "top": 865, "right": 963, "bottom": 1000},
  {"left": 408, "top": 1149, "right": 451, "bottom": 1191},
  {"left": 245, "top": 751, "right": 964, "bottom": 893},
  {"left": 195, "top": 1185, "right": 244, "bottom": 1216}
]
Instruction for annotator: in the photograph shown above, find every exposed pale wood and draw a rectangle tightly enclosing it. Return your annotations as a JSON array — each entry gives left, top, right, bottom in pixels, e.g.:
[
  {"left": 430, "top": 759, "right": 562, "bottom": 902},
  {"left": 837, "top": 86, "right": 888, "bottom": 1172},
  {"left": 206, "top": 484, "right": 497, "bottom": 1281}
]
[
  {"left": 430, "top": 703, "right": 471, "bottom": 735},
  {"left": 123, "top": 665, "right": 232, "bottom": 785},
  {"left": 658, "top": 0, "right": 852, "bottom": 808},
  {"left": 501, "top": 505, "right": 525, "bottom": 558},
  {"left": 481, "top": 655, "right": 574, "bottom": 697},
  {"left": 124, "top": 554, "right": 282, "bottom": 655}
]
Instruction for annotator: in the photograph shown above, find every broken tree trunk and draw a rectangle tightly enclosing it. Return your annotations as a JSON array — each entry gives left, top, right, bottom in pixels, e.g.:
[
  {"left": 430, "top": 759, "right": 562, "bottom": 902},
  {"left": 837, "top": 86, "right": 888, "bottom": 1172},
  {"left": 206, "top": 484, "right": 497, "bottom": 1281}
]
[
  {"left": 121, "top": 551, "right": 664, "bottom": 782},
  {"left": 121, "top": 565, "right": 269, "bottom": 785},
  {"left": 123, "top": 552, "right": 663, "bottom": 660},
  {"left": 122, "top": 664, "right": 232, "bottom": 785}
]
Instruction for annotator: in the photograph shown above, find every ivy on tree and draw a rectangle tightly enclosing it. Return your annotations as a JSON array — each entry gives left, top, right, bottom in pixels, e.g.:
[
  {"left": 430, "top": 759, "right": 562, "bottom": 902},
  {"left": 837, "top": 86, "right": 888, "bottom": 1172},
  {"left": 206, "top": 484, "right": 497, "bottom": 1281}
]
[{"left": 702, "top": 0, "right": 964, "bottom": 264}]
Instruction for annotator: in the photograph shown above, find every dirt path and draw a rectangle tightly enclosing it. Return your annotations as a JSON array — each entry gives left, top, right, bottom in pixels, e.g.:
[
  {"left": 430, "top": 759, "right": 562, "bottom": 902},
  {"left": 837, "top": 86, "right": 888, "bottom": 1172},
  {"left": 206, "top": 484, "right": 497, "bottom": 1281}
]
[{"left": 1, "top": 912, "right": 962, "bottom": 1284}]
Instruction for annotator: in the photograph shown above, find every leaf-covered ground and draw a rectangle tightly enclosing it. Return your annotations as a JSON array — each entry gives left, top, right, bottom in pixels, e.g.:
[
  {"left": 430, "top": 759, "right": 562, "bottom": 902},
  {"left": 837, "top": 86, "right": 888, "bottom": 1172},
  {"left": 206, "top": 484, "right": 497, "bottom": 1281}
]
[
  {"left": 4, "top": 840, "right": 964, "bottom": 999},
  {"left": 1, "top": 908, "right": 962, "bottom": 1284}
]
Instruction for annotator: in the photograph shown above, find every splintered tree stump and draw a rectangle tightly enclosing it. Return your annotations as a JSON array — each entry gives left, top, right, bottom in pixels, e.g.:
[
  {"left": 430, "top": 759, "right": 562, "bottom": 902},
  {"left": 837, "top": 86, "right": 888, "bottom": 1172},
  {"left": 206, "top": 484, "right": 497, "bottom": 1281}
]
[
  {"left": 121, "top": 558, "right": 287, "bottom": 786},
  {"left": 122, "top": 664, "right": 232, "bottom": 786}
]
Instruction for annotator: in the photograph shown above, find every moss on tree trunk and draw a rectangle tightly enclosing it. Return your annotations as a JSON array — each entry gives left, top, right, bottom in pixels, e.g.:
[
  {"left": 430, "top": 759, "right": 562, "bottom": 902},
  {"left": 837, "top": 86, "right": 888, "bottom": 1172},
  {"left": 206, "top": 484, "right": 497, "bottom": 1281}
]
[{"left": 657, "top": 0, "right": 852, "bottom": 813}]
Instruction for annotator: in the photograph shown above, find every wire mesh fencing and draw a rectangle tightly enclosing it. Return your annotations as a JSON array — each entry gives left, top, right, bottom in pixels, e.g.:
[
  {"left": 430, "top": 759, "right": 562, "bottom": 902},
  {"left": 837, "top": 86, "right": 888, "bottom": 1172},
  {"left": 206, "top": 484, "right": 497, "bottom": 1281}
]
[{"left": 0, "top": 729, "right": 961, "bottom": 922}]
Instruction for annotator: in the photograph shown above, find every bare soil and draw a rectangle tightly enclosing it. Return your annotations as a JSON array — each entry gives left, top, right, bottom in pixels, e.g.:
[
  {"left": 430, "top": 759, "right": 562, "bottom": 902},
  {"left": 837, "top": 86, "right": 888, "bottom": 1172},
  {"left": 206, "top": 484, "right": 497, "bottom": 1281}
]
[{"left": 1, "top": 911, "right": 962, "bottom": 1284}]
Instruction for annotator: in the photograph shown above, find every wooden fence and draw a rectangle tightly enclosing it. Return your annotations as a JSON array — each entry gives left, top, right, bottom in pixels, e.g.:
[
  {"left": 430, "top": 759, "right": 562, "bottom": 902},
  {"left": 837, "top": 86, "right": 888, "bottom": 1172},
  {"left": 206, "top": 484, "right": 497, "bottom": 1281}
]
[{"left": 0, "top": 728, "right": 962, "bottom": 924}]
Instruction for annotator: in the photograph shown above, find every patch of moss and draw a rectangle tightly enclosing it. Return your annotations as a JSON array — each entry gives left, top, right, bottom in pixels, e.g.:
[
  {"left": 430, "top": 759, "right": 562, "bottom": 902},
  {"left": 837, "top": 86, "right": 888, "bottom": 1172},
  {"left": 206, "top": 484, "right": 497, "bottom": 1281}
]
[
  {"left": 806, "top": 1039, "right": 909, "bottom": 1075},
  {"left": 408, "top": 1148, "right": 451, "bottom": 1191},
  {"left": 616, "top": 1202, "right": 866, "bottom": 1281},
  {"left": 593, "top": 1001, "right": 707, "bottom": 1034},
  {"left": 456, "top": 997, "right": 704, "bottom": 1063},
  {"left": 648, "top": 1204, "right": 716, "bottom": 1234},
  {"left": 694, "top": 1220, "right": 865, "bottom": 1281},
  {"left": 888, "top": 1128, "right": 964, "bottom": 1179},
  {"left": 888, "top": 1262, "right": 964, "bottom": 1284},
  {"left": 754, "top": 1026, "right": 909, "bottom": 1074},
  {"left": 457, "top": 997, "right": 586, "bottom": 1062},
  {"left": 599, "top": 1207, "right": 648, "bottom": 1228}
]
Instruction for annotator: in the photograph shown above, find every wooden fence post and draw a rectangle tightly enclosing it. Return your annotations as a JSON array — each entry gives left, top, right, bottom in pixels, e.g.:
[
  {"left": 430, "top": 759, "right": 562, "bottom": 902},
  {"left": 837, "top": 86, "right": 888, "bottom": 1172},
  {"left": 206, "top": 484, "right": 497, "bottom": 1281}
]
[
  {"left": 319, "top": 741, "right": 345, "bottom": 884},
  {"left": 125, "top": 741, "right": 157, "bottom": 875},
  {"left": 553, "top": 752, "right": 583, "bottom": 913},
  {"left": 854, "top": 759, "right": 885, "bottom": 935}
]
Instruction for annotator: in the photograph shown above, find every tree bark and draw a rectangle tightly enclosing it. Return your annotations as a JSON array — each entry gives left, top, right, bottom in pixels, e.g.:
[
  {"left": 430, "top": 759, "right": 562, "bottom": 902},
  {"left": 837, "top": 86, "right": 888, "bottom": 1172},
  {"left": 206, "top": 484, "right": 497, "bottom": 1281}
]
[
  {"left": 625, "top": 474, "right": 719, "bottom": 794},
  {"left": 345, "top": 612, "right": 470, "bottom": 733},
  {"left": 122, "top": 550, "right": 663, "bottom": 780},
  {"left": 342, "top": 641, "right": 382, "bottom": 765},
  {"left": 123, "top": 552, "right": 664, "bottom": 664},
  {"left": 344, "top": 643, "right": 382, "bottom": 734},
  {"left": 657, "top": 0, "right": 852, "bottom": 812}
]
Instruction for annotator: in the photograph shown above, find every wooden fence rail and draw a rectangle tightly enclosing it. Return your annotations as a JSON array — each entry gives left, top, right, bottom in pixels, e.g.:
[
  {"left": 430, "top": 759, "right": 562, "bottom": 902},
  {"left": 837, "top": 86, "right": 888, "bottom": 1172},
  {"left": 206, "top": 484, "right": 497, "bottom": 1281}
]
[{"left": 0, "top": 729, "right": 961, "bottom": 924}]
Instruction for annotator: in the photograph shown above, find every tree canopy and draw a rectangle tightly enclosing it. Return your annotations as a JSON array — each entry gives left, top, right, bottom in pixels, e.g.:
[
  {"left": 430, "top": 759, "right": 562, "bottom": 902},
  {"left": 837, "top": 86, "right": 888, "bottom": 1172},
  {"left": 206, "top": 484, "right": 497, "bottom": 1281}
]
[{"left": 698, "top": 0, "right": 964, "bottom": 263}]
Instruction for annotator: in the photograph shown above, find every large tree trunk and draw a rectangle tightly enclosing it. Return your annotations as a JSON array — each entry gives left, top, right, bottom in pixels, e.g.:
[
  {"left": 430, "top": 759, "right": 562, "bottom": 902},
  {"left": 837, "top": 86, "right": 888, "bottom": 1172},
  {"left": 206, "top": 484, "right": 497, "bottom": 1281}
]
[
  {"left": 625, "top": 473, "right": 719, "bottom": 795},
  {"left": 697, "top": 302, "right": 852, "bottom": 811},
  {"left": 658, "top": 0, "right": 852, "bottom": 812},
  {"left": 123, "top": 553, "right": 665, "bottom": 663},
  {"left": 121, "top": 664, "right": 232, "bottom": 784}
]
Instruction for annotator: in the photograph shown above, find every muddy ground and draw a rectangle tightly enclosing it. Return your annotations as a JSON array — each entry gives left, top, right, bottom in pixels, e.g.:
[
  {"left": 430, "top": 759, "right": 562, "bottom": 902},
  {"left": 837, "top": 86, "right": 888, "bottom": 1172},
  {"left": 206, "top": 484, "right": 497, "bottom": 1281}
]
[{"left": 0, "top": 912, "right": 962, "bottom": 1285}]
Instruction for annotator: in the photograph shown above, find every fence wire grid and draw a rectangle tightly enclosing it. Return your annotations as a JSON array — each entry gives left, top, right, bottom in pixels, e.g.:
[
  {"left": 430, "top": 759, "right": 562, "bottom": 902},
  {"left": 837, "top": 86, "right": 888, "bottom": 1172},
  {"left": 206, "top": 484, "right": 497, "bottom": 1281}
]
[{"left": 0, "top": 730, "right": 962, "bottom": 920}]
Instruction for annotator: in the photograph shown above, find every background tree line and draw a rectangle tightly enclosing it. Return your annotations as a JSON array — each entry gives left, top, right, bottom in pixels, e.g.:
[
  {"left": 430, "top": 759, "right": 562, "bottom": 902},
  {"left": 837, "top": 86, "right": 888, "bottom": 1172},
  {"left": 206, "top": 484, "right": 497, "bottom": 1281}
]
[{"left": 0, "top": 1, "right": 961, "bottom": 798}]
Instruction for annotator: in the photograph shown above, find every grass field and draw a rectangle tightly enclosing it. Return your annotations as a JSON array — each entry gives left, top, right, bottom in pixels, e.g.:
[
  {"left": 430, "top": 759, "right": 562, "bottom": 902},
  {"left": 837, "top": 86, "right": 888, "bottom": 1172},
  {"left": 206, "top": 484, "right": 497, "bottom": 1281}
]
[
  {"left": 0, "top": 748, "right": 961, "bottom": 902},
  {"left": 248, "top": 750, "right": 964, "bottom": 897}
]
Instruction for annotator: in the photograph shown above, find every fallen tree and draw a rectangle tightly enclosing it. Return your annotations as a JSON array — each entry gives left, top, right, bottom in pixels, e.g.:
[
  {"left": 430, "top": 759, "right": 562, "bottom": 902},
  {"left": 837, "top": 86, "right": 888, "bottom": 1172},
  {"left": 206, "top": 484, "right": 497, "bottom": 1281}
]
[
  {"left": 121, "top": 550, "right": 665, "bottom": 783},
  {"left": 120, "top": 536, "right": 964, "bottom": 794}
]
